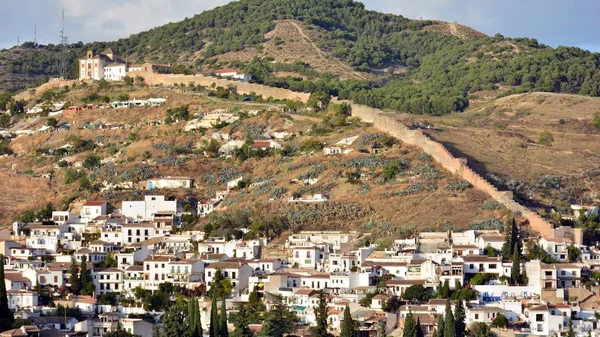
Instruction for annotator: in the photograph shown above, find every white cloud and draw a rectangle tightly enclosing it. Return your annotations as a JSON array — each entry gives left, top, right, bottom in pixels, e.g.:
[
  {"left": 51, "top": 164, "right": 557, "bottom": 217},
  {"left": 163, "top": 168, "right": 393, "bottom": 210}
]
[{"left": 58, "top": 0, "right": 230, "bottom": 42}]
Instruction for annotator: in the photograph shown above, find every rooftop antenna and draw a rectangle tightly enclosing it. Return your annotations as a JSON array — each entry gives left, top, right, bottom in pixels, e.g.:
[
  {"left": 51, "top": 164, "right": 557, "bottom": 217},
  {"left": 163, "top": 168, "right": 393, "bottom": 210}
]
[
  {"left": 34, "top": 24, "right": 37, "bottom": 47},
  {"left": 17, "top": 36, "right": 19, "bottom": 46}
]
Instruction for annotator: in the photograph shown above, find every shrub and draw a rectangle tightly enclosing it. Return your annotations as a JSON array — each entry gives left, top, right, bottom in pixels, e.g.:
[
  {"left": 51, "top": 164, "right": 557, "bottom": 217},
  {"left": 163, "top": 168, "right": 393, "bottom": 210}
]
[{"left": 538, "top": 130, "right": 554, "bottom": 146}]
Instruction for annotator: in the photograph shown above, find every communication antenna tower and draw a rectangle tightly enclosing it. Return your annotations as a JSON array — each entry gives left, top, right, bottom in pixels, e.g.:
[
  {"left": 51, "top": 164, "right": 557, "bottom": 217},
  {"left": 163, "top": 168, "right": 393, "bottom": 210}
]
[
  {"left": 34, "top": 24, "right": 37, "bottom": 46},
  {"left": 59, "top": 9, "right": 69, "bottom": 78}
]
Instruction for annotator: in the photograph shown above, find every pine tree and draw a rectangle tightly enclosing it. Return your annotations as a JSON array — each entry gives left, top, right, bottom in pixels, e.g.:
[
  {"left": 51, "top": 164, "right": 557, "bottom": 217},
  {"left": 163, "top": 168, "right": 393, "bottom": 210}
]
[
  {"left": 434, "top": 314, "right": 444, "bottom": 337},
  {"left": 454, "top": 301, "right": 466, "bottom": 337},
  {"left": 219, "top": 296, "right": 229, "bottom": 337},
  {"left": 0, "top": 256, "right": 13, "bottom": 332},
  {"left": 260, "top": 295, "right": 299, "bottom": 337},
  {"left": 232, "top": 304, "right": 254, "bottom": 337},
  {"left": 340, "top": 305, "right": 357, "bottom": 337},
  {"left": 161, "top": 305, "right": 187, "bottom": 336},
  {"left": 511, "top": 244, "right": 521, "bottom": 285},
  {"left": 403, "top": 312, "right": 417, "bottom": 337},
  {"left": 69, "top": 256, "right": 81, "bottom": 295},
  {"left": 443, "top": 300, "right": 456, "bottom": 337},
  {"left": 311, "top": 290, "right": 332, "bottom": 337},
  {"left": 416, "top": 317, "right": 424, "bottom": 337},
  {"left": 209, "top": 293, "right": 219, "bottom": 337}
]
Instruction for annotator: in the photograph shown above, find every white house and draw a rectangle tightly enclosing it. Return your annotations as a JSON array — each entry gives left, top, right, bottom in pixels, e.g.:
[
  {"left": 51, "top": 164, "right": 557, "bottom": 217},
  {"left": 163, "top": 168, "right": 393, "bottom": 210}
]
[
  {"left": 122, "top": 195, "right": 177, "bottom": 220},
  {"left": 80, "top": 201, "right": 108, "bottom": 220},
  {"left": 103, "top": 63, "right": 127, "bottom": 81},
  {"left": 121, "top": 223, "right": 155, "bottom": 244},
  {"left": 8, "top": 289, "right": 38, "bottom": 310},
  {"left": 214, "top": 68, "right": 252, "bottom": 82},
  {"left": 23, "top": 223, "right": 64, "bottom": 253}
]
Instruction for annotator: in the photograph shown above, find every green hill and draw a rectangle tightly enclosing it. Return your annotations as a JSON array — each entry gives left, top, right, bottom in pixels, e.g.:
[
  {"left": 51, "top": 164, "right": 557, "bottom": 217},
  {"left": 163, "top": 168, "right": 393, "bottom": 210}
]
[{"left": 2, "top": 0, "right": 600, "bottom": 115}]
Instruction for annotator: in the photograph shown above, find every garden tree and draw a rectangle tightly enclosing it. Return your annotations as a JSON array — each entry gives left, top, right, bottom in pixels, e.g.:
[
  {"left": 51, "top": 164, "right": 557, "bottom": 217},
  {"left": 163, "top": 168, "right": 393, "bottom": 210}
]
[
  {"left": 491, "top": 314, "right": 509, "bottom": 328},
  {"left": 382, "top": 295, "right": 401, "bottom": 313},
  {"left": 124, "top": 76, "right": 134, "bottom": 86},
  {"left": 511, "top": 244, "right": 521, "bottom": 285},
  {"left": 259, "top": 295, "right": 299, "bottom": 337},
  {"left": 340, "top": 306, "right": 358, "bottom": 337},
  {"left": 538, "top": 130, "right": 554, "bottom": 146},
  {"left": 443, "top": 300, "right": 456, "bottom": 337},
  {"left": 568, "top": 245, "right": 581, "bottom": 262},
  {"left": 209, "top": 269, "right": 233, "bottom": 298},
  {"left": 307, "top": 91, "right": 331, "bottom": 111},
  {"left": 454, "top": 301, "right": 466, "bottom": 337},
  {"left": 47, "top": 117, "right": 58, "bottom": 127},
  {"left": 566, "top": 318, "right": 575, "bottom": 337},
  {"left": 468, "top": 322, "right": 494, "bottom": 337},
  {"left": 160, "top": 304, "right": 188, "bottom": 337},
  {"left": 37, "top": 202, "right": 54, "bottom": 220},
  {"left": 69, "top": 256, "right": 81, "bottom": 295},
  {"left": 401, "top": 285, "right": 433, "bottom": 303},
  {"left": 402, "top": 312, "right": 417, "bottom": 337},
  {"left": 469, "top": 273, "right": 494, "bottom": 286},
  {"left": 247, "top": 289, "right": 265, "bottom": 320},
  {"left": 434, "top": 315, "right": 444, "bottom": 337},
  {"left": 220, "top": 297, "right": 229, "bottom": 337},
  {"left": 0, "top": 256, "right": 13, "bottom": 332},
  {"left": 209, "top": 293, "right": 219, "bottom": 337},
  {"left": 416, "top": 317, "right": 424, "bottom": 337},
  {"left": 83, "top": 154, "right": 101, "bottom": 169},
  {"left": 311, "top": 290, "right": 333, "bottom": 337},
  {"left": 231, "top": 304, "right": 254, "bottom": 337}
]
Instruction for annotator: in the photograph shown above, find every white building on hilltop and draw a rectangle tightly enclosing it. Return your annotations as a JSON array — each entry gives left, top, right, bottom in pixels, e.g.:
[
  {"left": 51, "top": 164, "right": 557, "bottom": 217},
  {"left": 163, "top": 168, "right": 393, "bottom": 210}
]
[
  {"left": 122, "top": 195, "right": 177, "bottom": 220},
  {"left": 79, "top": 49, "right": 127, "bottom": 81}
]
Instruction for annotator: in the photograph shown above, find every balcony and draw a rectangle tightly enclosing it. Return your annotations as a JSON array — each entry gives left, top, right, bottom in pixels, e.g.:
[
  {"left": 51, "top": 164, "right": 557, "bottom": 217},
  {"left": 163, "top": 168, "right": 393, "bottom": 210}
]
[{"left": 123, "top": 276, "right": 143, "bottom": 281}]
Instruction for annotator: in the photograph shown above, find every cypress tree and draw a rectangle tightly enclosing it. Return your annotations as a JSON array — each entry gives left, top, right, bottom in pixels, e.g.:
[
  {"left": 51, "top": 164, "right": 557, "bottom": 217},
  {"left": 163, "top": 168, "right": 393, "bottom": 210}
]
[
  {"left": 443, "top": 300, "right": 455, "bottom": 337},
  {"left": 416, "top": 317, "right": 424, "bottom": 337},
  {"left": 511, "top": 244, "right": 521, "bottom": 285},
  {"left": 209, "top": 293, "right": 219, "bottom": 337},
  {"left": 434, "top": 315, "right": 444, "bottom": 337},
  {"left": 403, "top": 312, "right": 417, "bottom": 337},
  {"left": 441, "top": 280, "right": 450, "bottom": 298},
  {"left": 454, "top": 301, "right": 466, "bottom": 337},
  {"left": 0, "top": 256, "right": 13, "bottom": 332},
  {"left": 80, "top": 255, "right": 88, "bottom": 292},
  {"left": 340, "top": 305, "right": 357, "bottom": 337},
  {"left": 311, "top": 290, "right": 332, "bottom": 337},
  {"left": 188, "top": 297, "right": 202, "bottom": 337},
  {"left": 219, "top": 296, "right": 229, "bottom": 337},
  {"left": 69, "top": 256, "right": 81, "bottom": 295}
]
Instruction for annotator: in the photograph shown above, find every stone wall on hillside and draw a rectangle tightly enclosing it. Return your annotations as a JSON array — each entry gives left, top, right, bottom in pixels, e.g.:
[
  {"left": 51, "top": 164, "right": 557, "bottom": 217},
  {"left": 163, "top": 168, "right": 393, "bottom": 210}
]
[
  {"left": 347, "top": 102, "right": 554, "bottom": 238},
  {"left": 131, "top": 72, "right": 311, "bottom": 102},
  {"left": 138, "top": 73, "right": 554, "bottom": 237}
]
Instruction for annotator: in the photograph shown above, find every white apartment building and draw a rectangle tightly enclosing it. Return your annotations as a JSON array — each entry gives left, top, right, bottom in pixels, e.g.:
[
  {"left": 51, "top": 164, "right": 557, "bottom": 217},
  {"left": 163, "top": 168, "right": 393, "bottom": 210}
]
[
  {"left": 103, "top": 63, "right": 127, "bottom": 81},
  {"left": 205, "top": 261, "right": 253, "bottom": 297},
  {"left": 93, "top": 268, "right": 123, "bottom": 295},
  {"left": 122, "top": 223, "right": 155, "bottom": 244},
  {"left": 23, "top": 223, "right": 64, "bottom": 253},
  {"left": 122, "top": 195, "right": 177, "bottom": 220}
]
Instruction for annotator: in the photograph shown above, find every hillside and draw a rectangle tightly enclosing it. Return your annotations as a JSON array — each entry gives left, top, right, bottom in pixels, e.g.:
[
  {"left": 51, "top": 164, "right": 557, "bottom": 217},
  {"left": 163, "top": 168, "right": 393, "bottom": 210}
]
[
  {"left": 1, "top": 0, "right": 600, "bottom": 117},
  {"left": 0, "top": 80, "right": 509, "bottom": 239},
  {"left": 411, "top": 92, "right": 600, "bottom": 213}
]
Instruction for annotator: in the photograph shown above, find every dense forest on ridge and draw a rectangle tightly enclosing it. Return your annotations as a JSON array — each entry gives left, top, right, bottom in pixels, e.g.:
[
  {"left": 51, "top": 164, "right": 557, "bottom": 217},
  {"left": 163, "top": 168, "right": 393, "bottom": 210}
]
[{"left": 1, "top": 0, "right": 600, "bottom": 114}]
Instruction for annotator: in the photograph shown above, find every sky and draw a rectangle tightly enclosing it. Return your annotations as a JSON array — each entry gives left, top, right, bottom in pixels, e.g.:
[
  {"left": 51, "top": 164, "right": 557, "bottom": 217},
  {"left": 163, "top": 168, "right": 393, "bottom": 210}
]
[{"left": 0, "top": 0, "right": 598, "bottom": 52}]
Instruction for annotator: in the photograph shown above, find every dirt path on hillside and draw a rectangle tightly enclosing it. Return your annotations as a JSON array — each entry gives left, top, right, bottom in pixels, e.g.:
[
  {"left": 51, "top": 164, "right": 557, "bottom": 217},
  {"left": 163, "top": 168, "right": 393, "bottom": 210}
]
[
  {"left": 448, "top": 24, "right": 466, "bottom": 39},
  {"left": 289, "top": 21, "right": 367, "bottom": 80}
]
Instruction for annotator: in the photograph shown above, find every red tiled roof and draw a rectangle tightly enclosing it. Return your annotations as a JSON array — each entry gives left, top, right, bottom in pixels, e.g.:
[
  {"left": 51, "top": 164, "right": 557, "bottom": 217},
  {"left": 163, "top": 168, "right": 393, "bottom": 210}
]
[
  {"left": 84, "top": 201, "right": 106, "bottom": 206},
  {"left": 215, "top": 68, "right": 238, "bottom": 74}
]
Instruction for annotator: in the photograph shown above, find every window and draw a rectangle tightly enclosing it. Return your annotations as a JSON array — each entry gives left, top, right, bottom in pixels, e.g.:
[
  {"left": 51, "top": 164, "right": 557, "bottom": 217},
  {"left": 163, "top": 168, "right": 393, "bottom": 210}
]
[
  {"left": 208, "top": 271, "right": 212, "bottom": 277},
  {"left": 469, "top": 264, "right": 474, "bottom": 269},
  {"left": 489, "top": 264, "right": 497, "bottom": 269},
  {"left": 545, "top": 271, "right": 552, "bottom": 276},
  {"left": 232, "top": 272, "right": 236, "bottom": 279},
  {"left": 306, "top": 251, "right": 311, "bottom": 258},
  {"left": 474, "top": 314, "right": 479, "bottom": 319},
  {"left": 536, "top": 314, "right": 544, "bottom": 322},
  {"left": 561, "top": 271, "right": 566, "bottom": 276}
]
